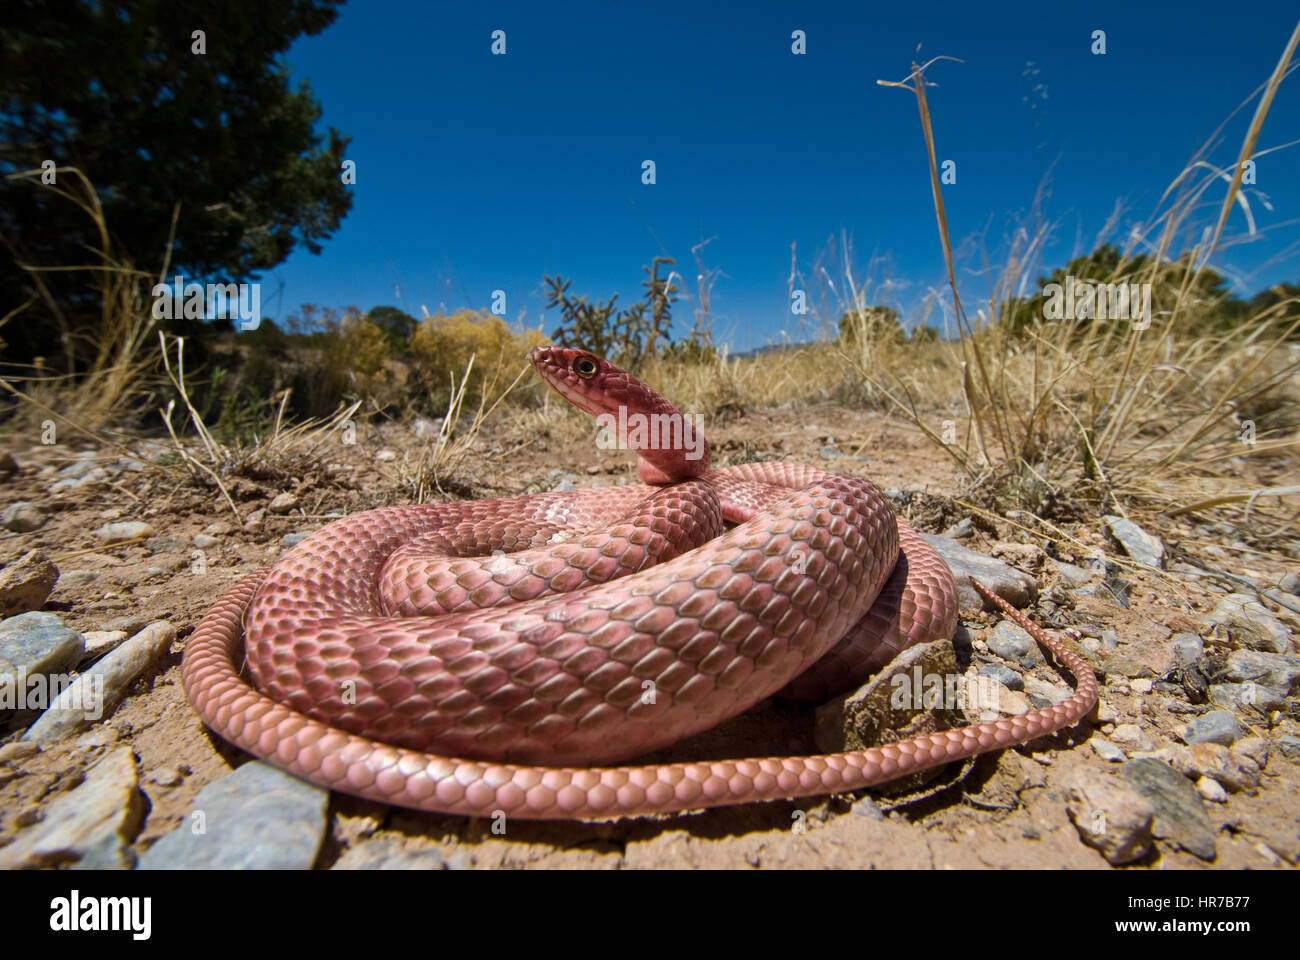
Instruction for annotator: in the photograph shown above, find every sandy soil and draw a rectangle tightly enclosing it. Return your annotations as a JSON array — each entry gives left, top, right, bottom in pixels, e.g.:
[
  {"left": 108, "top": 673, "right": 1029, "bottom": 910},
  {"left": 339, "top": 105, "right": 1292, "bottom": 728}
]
[{"left": 1, "top": 404, "right": 1297, "bottom": 869}]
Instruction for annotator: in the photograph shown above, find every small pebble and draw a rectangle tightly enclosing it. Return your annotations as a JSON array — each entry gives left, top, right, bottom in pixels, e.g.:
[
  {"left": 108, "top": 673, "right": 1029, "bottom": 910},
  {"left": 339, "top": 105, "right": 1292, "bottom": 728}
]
[
  {"left": 1196, "top": 776, "right": 1228, "bottom": 803},
  {"left": 1182, "top": 710, "right": 1244, "bottom": 747}
]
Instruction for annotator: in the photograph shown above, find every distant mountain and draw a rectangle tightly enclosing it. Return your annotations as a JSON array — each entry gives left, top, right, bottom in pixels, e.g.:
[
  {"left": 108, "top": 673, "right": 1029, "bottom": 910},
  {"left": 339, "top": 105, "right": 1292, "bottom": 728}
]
[{"left": 726, "top": 340, "right": 820, "bottom": 359}]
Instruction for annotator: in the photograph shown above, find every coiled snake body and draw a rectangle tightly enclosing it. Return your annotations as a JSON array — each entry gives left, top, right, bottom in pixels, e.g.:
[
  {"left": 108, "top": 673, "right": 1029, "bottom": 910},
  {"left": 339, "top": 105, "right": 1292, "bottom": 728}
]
[{"left": 182, "top": 346, "right": 1097, "bottom": 820}]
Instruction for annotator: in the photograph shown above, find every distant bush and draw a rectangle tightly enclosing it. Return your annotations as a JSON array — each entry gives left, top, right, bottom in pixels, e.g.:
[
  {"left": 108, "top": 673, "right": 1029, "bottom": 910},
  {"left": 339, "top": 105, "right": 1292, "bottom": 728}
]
[
  {"left": 408, "top": 309, "right": 544, "bottom": 412},
  {"left": 837, "top": 306, "right": 905, "bottom": 344}
]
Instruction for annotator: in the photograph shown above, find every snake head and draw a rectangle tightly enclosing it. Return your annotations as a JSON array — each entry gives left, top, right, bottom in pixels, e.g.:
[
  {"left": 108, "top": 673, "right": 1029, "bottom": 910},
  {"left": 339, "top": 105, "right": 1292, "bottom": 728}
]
[{"left": 528, "top": 345, "right": 711, "bottom": 483}]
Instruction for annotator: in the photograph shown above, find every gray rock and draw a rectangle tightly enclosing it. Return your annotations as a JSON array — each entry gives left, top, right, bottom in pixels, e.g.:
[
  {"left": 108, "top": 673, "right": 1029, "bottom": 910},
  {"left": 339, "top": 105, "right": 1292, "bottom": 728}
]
[
  {"left": 138, "top": 761, "right": 327, "bottom": 869},
  {"left": 1103, "top": 516, "right": 1165, "bottom": 569},
  {"left": 57, "top": 570, "right": 99, "bottom": 588},
  {"left": 192, "top": 533, "right": 220, "bottom": 550},
  {"left": 80, "top": 630, "right": 129, "bottom": 663},
  {"left": 1276, "top": 735, "right": 1300, "bottom": 759},
  {"left": 986, "top": 621, "right": 1042, "bottom": 669},
  {"left": 144, "top": 536, "right": 186, "bottom": 554},
  {"left": 919, "top": 533, "right": 1038, "bottom": 612},
  {"left": 1277, "top": 572, "right": 1300, "bottom": 596},
  {"left": 942, "top": 517, "right": 974, "bottom": 539},
  {"left": 0, "top": 550, "right": 59, "bottom": 615},
  {"left": 102, "top": 615, "right": 148, "bottom": 635},
  {"left": 1023, "top": 676, "right": 1072, "bottom": 705},
  {"left": 818, "top": 445, "right": 846, "bottom": 460},
  {"left": 268, "top": 492, "right": 299, "bottom": 514},
  {"left": 1118, "top": 758, "right": 1217, "bottom": 861},
  {"left": 1052, "top": 560, "right": 1094, "bottom": 589},
  {"left": 1224, "top": 650, "right": 1300, "bottom": 691},
  {"left": 850, "top": 796, "right": 885, "bottom": 820},
  {"left": 1074, "top": 578, "right": 1132, "bottom": 609},
  {"left": 977, "top": 662, "right": 1022, "bottom": 691},
  {"left": 1169, "top": 633, "right": 1204, "bottom": 666},
  {"left": 3, "top": 501, "right": 47, "bottom": 532},
  {"left": 1182, "top": 710, "right": 1244, "bottom": 747},
  {"left": 0, "top": 613, "right": 84, "bottom": 709},
  {"left": 69, "top": 831, "right": 137, "bottom": 870},
  {"left": 1090, "top": 737, "right": 1127, "bottom": 762},
  {"left": 57, "top": 458, "right": 103, "bottom": 479},
  {"left": 93, "top": 521, "right": 155, "bottom": 545},
  {"left": 1202, "top": 593, "right": 1291, "bottom": 654},
  {"left": 24, "top": 622, "right": 175, "bottom": 743},
  {"left": 1064, "top": 769, "right": 1155, "bottom": 865},
  {"left": 331, "top": 837, "right": 454, "bottom": 870},
  {"left": 281, "top": 531, "right": 313, "bottom": 548},
  {"left": 0, "top": 746, "right": 144, "bottom": 868},
  {"left": 1208, "top": 682, "right": 1288, "bottom": 712}
]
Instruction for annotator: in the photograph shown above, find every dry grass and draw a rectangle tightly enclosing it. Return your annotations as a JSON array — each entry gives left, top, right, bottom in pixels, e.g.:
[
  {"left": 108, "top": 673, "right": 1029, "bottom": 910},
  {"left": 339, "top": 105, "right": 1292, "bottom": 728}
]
[
  {"left": 157, "top": 332, "right": 361, "bottom": 520},
  {"left": 843, "top": 41, "right": 1300, "bottom": 540},
  {"left": 0, "top": 166, "right": 162, "bottom": 433},
  {"left": 397, "top": 354, "right": 534, "bottom": 502}
]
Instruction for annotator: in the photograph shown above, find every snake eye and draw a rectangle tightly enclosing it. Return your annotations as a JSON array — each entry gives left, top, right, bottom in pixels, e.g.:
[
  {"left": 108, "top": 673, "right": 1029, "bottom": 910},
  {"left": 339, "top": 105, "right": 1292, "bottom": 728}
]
[{"left": 573, "top": 356, "right": 599, "bottom": 379}]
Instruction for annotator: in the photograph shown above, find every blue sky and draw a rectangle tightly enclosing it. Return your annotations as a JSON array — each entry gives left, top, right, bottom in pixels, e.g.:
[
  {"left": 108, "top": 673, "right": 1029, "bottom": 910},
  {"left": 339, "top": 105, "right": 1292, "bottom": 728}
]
[{"left": 268, "top": 1, "right": 1300, "bottom": 350}]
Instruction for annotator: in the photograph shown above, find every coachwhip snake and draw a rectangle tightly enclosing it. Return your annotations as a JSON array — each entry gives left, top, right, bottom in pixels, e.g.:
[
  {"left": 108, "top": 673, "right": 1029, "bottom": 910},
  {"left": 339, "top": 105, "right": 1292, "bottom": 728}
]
[{"left": 182, "top": 346, "right": 1098, "bottom": 820}]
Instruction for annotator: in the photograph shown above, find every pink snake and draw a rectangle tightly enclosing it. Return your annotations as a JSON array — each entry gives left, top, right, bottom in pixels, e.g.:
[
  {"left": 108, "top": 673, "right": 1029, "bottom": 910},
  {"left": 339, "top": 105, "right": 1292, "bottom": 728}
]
[{"left": 182, "top": 346, "right": 1098, "bottom": 820}]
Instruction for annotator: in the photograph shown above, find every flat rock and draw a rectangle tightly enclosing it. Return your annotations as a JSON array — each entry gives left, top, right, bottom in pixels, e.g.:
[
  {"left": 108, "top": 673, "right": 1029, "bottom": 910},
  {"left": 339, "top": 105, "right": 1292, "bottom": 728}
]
[
  {"left": 1224, "top": 649, "right": 1300, "bottom": 692},
  {"left": 93, "top": 521, "right": 155, "bottom": 545},
  {"left": 268, "top": 492, "right": 298, "bottom": 514},
  {"left": 2, "top": 501, "right": 47, "bottom": 533},
  {"left": 921, "top": 534, "right": 1037, "bottom": 612},
  {"left": 24, "top": 622, "right": 174, "bottom": 743},
  {"left": 1052, "top": 560, "right": 1094, "bottom": 589},
  {"left": 1098, "top": 639, "right": 1176, "bottom": 679},
  {"left": 1208, "top": 682, "right": 1287, "bottom": 711},
  {"left": 986, "top": 621, "right": 1042, "bottom": 669},
  {"left": 814, "top": 638, "right": 966, "bottom": 795},
  {"left": 1103, "top": 515, "right": 1165, "bottom": 569},
  {"left": 138, "top": 761, "right": 327, "bottom": 869},
  {"left": 80, "top": 630, "right": 129, "bottom": 663},
  {"left": 977, "top": 661, "right": 1022, "bottom": 691},
  {"left": 0, "top": 613, "right": 85, "bottom": 712},
  {"left": 0, "top": 550, "right": 60, "bottom": 616},
  {"left": 1118, "top": 758, "right": 1217, "bottom": 861},
  {"left": 1063, "top": 768, "right": 1155, "bottom": 864},
  {"left": 1202, "top": 593, "right": 1292, "bottom": 654},
  {"left": 1182, "top": 709, "right": 1244, "bottom": 747},
  {"left": 0, "top": 746, "right": 144, "bottom": 868},
  {"left": 1090, "top": 736, "right": 1127, "bottom": 762}
]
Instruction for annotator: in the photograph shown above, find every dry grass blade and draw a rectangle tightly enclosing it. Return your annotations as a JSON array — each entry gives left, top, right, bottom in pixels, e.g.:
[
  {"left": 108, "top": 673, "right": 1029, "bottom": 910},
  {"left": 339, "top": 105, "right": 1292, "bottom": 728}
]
[{"left": 401, "top": 355, "right": 533, "bottom": 502}]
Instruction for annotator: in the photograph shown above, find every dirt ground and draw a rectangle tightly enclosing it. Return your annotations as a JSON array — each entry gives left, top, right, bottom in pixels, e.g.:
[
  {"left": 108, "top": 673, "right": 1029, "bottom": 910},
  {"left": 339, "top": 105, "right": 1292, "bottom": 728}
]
[{"left": 2, "top": 403, "right": 1297, "bottom": 869}]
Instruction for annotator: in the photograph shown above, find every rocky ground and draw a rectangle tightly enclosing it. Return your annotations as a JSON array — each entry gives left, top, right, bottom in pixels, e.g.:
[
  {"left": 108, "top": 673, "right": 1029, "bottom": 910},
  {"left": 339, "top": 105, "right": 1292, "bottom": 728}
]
[{"left": 0, "top": 405, "right": 1297, "bottom": 870}]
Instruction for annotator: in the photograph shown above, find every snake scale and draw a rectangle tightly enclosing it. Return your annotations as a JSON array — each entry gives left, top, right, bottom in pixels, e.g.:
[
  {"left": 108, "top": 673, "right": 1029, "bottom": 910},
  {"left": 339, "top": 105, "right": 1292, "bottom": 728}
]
[{"left": 182, "top": 345, "right": 1098, "bottom": 820}]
